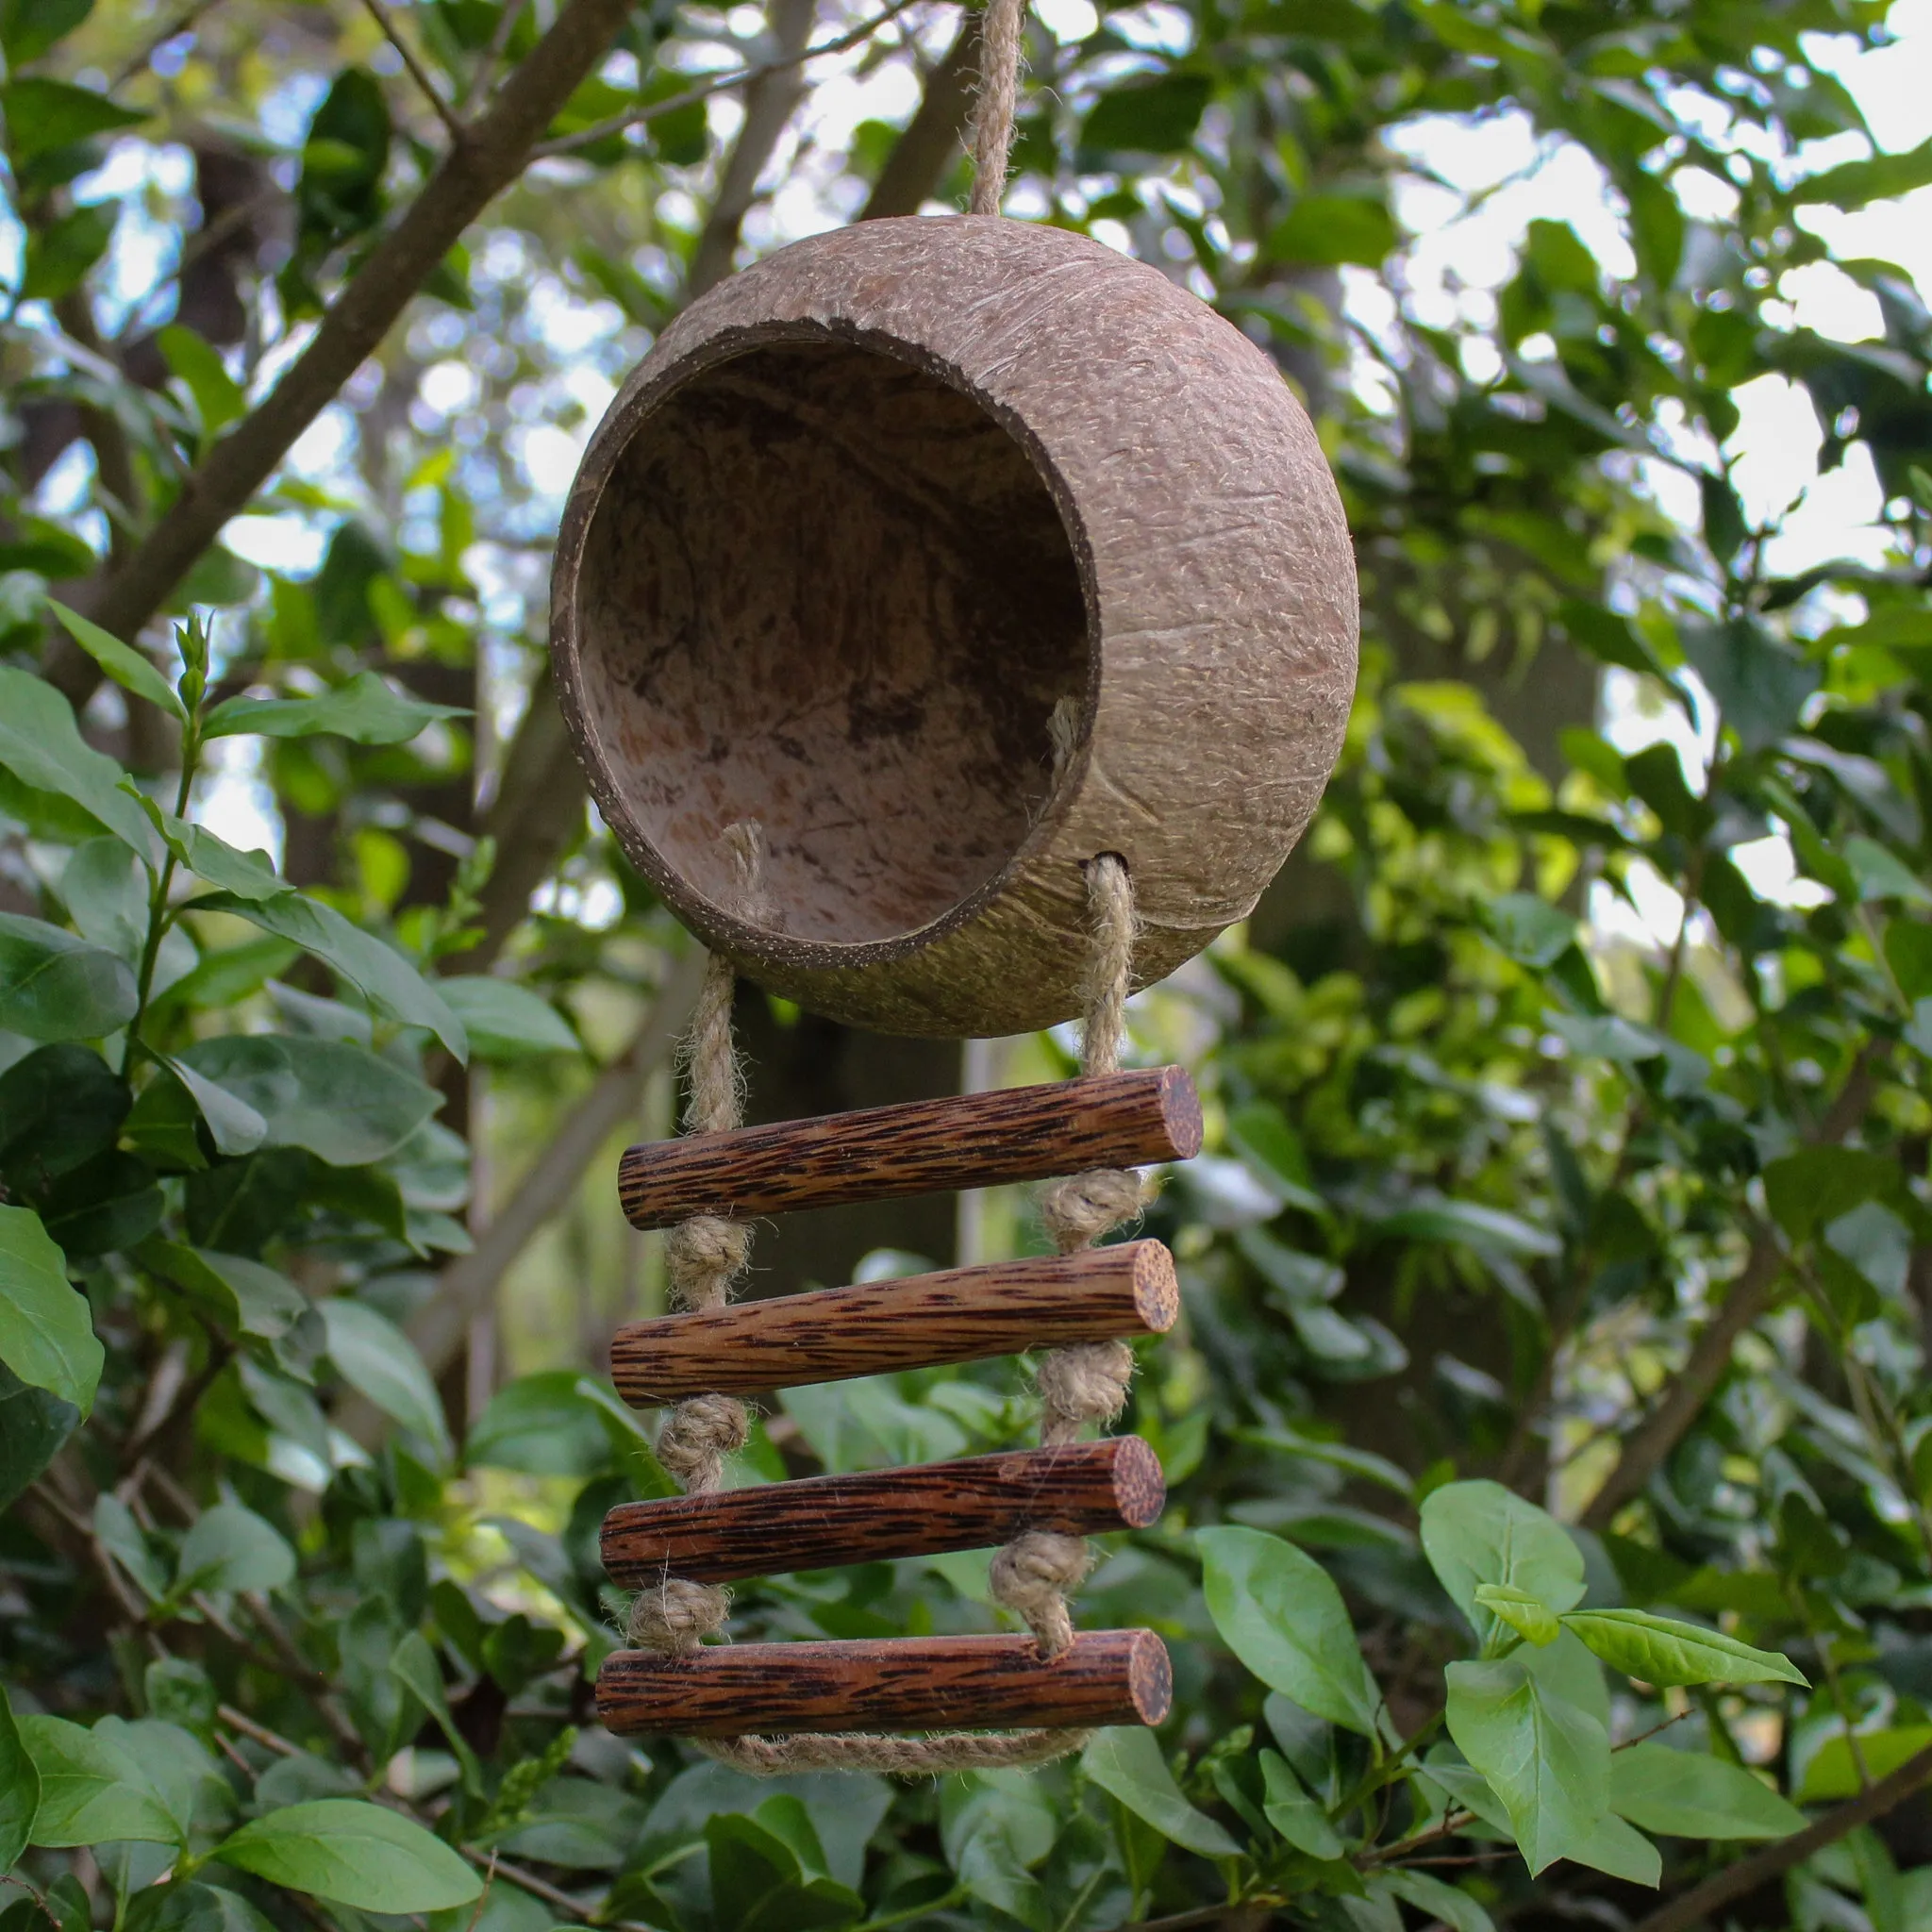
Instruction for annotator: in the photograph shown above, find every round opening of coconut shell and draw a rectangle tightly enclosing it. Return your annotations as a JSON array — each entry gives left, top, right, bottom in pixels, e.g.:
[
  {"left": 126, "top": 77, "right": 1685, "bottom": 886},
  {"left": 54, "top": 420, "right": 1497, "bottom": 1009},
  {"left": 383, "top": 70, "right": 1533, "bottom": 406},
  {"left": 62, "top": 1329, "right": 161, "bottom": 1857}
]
[{"left": 572, "top": 329, "right": 1089, "bottom": 957}]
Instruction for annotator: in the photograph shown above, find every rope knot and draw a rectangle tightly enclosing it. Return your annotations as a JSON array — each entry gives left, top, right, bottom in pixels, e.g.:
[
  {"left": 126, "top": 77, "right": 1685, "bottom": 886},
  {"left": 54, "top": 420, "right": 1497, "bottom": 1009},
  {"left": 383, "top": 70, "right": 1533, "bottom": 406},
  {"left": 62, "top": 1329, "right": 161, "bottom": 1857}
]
[
  {"left": 1038, "top": 1340, "right": 1134, "bottom": 1445},
  {"left": 1040, "top": 1168, "right": 1150, "bottom": 1253},
  {"left": 665, "top": 1212, "right": 750, "bottom": 1310},
  {"left": 627, "top": 1577, "right": 728, "bottom": 1654},
  {"left": 657, "top": 1392, "right": 750, "bottom": 1492},
  {"left": 990, "top": 1529, "right": 1091, "bottom": 1657}
]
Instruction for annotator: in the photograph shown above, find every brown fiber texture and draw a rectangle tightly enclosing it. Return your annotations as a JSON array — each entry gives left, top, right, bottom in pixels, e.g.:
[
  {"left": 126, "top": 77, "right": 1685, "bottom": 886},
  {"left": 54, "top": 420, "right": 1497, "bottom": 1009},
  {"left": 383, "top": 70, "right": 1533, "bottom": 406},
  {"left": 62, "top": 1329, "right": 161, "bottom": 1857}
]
[{"left": 551, "top": 216, "right": 1358, "bottom": 1038}]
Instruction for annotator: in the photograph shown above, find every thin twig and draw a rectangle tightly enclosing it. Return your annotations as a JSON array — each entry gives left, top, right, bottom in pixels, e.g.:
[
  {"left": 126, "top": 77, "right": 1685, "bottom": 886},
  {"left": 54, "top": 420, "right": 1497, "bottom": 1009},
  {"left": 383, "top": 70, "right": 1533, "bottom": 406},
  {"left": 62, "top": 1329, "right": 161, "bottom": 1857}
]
[
  {"left": 52, "top": 0, "right": 640, "bottom": 689},
  {"left": 218, "top": 1704, "right": 304, "bottom": 1757},
  {"left": 1116, "top": 1906, "right": 1272, "bottom": 1932},
  {"left": 532, "top": 0, "right": 924, "bottom": 158},
  {"left": 1580, "top": 1047, "right": 1881, "bottom": 1530},
  {"left": 461, "top": 0, "right": 536, "bottom": 112},
  {"left": 112, "top": 0, "right": 225, "bottom": 87},
  {"left": 355, "top": 0, "right": 470, "bottom": 144},
  {"left": 1630, "top": 1740, "right": 1932, "bottom": 1932},
  {"left": 458, "top": 1850, "right": 595, "bottom": 1922}
]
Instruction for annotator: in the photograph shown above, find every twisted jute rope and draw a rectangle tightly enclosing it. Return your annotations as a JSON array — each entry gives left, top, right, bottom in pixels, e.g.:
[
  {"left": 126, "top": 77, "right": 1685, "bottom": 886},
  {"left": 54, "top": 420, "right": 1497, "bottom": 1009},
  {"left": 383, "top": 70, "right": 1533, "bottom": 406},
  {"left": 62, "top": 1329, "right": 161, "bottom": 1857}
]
[
  {"left": 968, "top": 0, "right": 1026, "bottom": 216},
  {"left": 986, "top": 854, "right": 1149, "bottom": 1665},
  {"left": 628, "top": 839, "right": 1148, "bottom": 1776}
]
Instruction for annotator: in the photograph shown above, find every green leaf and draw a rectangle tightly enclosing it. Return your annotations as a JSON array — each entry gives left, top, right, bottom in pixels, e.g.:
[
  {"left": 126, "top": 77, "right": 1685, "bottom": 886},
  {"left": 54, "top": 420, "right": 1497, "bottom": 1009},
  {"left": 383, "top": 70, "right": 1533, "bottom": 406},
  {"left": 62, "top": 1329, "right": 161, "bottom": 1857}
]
[
  {"left": 0, "top": 911, "right": 137, "bottom": 1041},
  {"left": 176, "top": 1035, "right": 439, "bottom": 1166},
  {"left": 941, "top": 1772, "right": 1056, "bottom": 1928},
  {"left": 389, "top": 1629, "right": 482, "bottom": 1797},
  {"left": 163, "top": 1054, "right": 268, "bottom": 1157},
  {"left": 438, "top": 977, "right": 579, "bottom": 1059},
  {"left": 1487, "top": 893, "right": 1577, "bottom": 969},
  {"left": 125, "top": 1881, "right": 277, "bottom": 1932},
  {"left": 191, "top": 891, "right": 466, "bottom": 1058},
  {"left": 1421, "top": 1481, "right": 1585, "bottom": 1651},
  {"left": 1792, "top": 135, "right": 1932, "bottom": 209},
  {"left": 0, "top": 1358, "right": 78, "bottom": 1512},
  {"left": 1762, "top": 1146, "right": 1894, "bottom": 1241},
  {"left": 95, "top": 1718, "right": 224, "bottom": 1845},
  {"left": 0, "top": 1044, "right": 128, "bottom": 1184},
  {"left": 212, "top": 1800, "right": 481, "bottom": 1910},
  {"left": 1379, "top": 1870, "right": 1495, "bottom": 1932},
  {"left": 466, "top": 1371, "right": 612, "bottom": 1476},
  {"left": 706, "top": 1793, "right": 863, "bottom": 1927},
  {"left": 1081, "top": 1727, "right": 1241, "bottom": 1858},
  {"left": 203, "top": 671, "right": 470, "bottom": 745},
  {"left": 0, "top": 667, "right": 158, "bottom": 863},
  {"left": 1558, "top": 1609, "right": 1806, "bottom": 1688},
  {"left": 1844, "top": 835, "right": 1932, "bottom": 907},
  {"left": 1475, "top": 1584, "right": 1560, "bottom": 1647},
  {"left": 138, "top": 1241, "right": 308, "bottom": 1342},
  {"left": 1258, "top": 1749, "right": 1342, "bottom": 1860},
  {"left": 1419, "top": 1748, "right": 1513, "bottom": 1836},
  {"left": 0, "top": 76, "right": 144, "bottom": 161},
  {"left": 1224, "top": 1100, "right": 1329, "bottom": 1219},
  {"left": 0, "top": 1685, "right": 39, "bottom": 1871},
  {"left": 1679, "top": 619, "right": 1818, "bottom": 752},
  {"left": 175, "top": 1501, "right": 296, "bottom": 1597},
  {"left": 1373, "top": 1199, "right": 1560, "bottom": 1259},
  {"left": 154, "top": 810, "right": 287, "bottom": 901},
  {"left": 46, "top": 602, "right": 185, "bottom": 724},
  {"left": 2, "top": 0, "right": 94, "bottom": 66},
  {"left": 1270, "top": 192, "right": 1398, "bottom": 266},
  {"left": 1564, "top": 1811, "right": 1661, "bottom": 1886},
  {"left": 1799, "top": 1726, "right": 1932, "bottom": 1803},
  {"left": 157, "top": 325, "right": 246, "bottom": 436},
  {"left": 63, "top": 838, "right": 148, "bottom": 960},
  {"left": 94, "top": 1491, "right": 166, "bottom": 1599},
  {"left": 1197, "top": 1525, "right": 1380, "bottom": 1735},
  {"left": 321, "top": 1298, "right": 448, "bottom": 1456},
  {"left": 1610, "top": 1742, "right": 1804, "bottom": 1839},
  {"left": 21, "top": 1715, "right": 180, "bottom": 1846},
  {"left": 1443, "top": 1656, "right": 1609, "bottom": 1876},
  {"left": 0, "top": 1205, "right": 101, "bottom": 1413},
  {"left": 20, "top": 200, "right": 115, "bottom": 302},
  {"left": 1078, "top": 72, "right": 1212, "bottom": 155},
  {"left": 1557, "top": 600, "right": 1673, "bottom": 682}
]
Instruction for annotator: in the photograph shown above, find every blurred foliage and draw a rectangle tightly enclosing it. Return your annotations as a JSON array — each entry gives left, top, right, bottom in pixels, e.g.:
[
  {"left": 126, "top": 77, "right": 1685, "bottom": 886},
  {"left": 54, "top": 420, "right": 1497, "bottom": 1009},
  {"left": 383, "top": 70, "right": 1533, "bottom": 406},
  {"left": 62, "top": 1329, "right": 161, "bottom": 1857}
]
[{"left": 0, "top": 0, "right": 1930, "bottom": 1926}]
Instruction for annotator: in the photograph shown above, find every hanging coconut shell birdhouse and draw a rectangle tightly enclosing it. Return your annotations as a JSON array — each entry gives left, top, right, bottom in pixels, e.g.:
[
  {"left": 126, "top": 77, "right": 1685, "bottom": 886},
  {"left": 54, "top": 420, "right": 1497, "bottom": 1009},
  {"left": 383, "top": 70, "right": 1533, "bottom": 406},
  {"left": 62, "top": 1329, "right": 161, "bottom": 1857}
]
[
  {"left": 551, "top": 214, "right": 1357, "bottom": 1041},
  {"left": 558, "top": 202, "right": 1361, "bottom": 1771}
]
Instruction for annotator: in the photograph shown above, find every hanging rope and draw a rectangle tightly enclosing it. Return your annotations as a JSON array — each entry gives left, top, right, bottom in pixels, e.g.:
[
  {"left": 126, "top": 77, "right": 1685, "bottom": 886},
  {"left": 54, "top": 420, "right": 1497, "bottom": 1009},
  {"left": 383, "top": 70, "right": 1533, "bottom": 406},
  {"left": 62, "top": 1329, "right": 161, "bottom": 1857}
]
[
  {"left": 632, "top": 845, "right": 1149, "bottom": 1777},
  {"left": 625, "top": 825, "right": 761, "bottom": 1657},
  {"left": 987, "top": 855, "right": 1146, "bottom": 1661},
  {"left": 968, "top": 0, "right": 1026, "bottom": 216}
]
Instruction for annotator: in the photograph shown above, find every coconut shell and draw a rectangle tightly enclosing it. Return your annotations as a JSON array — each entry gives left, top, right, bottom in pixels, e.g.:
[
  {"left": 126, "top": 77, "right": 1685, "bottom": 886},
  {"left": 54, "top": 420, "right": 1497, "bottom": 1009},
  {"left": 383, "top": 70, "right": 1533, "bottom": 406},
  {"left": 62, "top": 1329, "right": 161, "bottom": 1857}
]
[{"left": 551, "top": 215, "right": 1357, "bottom": 1038}]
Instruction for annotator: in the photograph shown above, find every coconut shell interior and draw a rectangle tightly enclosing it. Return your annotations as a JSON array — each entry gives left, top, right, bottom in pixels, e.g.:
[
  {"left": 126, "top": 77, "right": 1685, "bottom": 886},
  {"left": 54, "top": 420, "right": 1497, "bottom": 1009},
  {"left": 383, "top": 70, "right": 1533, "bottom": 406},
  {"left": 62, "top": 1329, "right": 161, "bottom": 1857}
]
[{"left": 575, "top": 337, "right": 1090, "bottom": 948}]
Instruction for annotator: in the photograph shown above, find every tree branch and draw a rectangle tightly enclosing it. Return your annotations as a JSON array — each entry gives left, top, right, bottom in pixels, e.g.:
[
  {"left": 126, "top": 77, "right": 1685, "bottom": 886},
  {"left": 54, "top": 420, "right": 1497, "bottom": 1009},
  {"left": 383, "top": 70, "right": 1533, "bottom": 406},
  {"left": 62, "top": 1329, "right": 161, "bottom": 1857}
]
[
  {"left": 688, "top": 0, "right": 820, "bottom": 298},
  {"left": 1631, "top": 1741, "right": 1932, "bottom": 1932},
  {"left": 50, "top": 0, "right": 638, "bottom": 699},
  {"left": 466, "top": 671, "right": 589, "bottom": 972},
  {"left": 530, "top": 0, "right": 924, "bottom": 158},
  {"left": 1579, "top": 1052, "right": 1881, "bottom": 1530},
  {"left": 354, "top": 0, "right": 469, "bottom": 145},
  {"left": 858, "top": 12, "right": 978, "bottom": 219}
]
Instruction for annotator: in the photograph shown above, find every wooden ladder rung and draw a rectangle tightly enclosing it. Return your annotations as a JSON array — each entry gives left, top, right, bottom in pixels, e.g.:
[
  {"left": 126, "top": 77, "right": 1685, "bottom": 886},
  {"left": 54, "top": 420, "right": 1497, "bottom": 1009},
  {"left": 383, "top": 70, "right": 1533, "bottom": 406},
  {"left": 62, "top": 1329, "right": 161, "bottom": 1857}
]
[
  {"left": 616, "top": 1067, "right": 1202, "bottom": 1231},
  {"left": 610, "top": 1241, "right": 1178, "bottom": 1407},
  {"left": 596, "top": 1630, "right": 1171, "bottom": 1736},
  {"left": 602, "top": 1438, "right": 1164, "bottom": 1586}
]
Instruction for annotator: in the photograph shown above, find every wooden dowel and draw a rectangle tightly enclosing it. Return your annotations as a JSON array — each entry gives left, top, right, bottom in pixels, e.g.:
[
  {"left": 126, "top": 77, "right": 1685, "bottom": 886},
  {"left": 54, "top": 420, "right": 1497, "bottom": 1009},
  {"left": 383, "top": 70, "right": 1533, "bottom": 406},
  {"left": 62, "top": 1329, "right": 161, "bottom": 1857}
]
[
  {"left": 596, "top": 1629, "right": 1171, "bottom": 1736},
  {"left": 616, "top": 1066, "right": 1201, "bottom": 1231},
  {"left": 601, "top": 1437, "right": 1164, "bottom": 1586},
  {"left": 610, "top": 1241, "right": 1177, "bottom": 1406}
]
